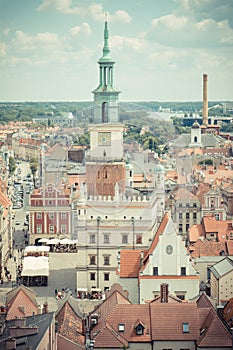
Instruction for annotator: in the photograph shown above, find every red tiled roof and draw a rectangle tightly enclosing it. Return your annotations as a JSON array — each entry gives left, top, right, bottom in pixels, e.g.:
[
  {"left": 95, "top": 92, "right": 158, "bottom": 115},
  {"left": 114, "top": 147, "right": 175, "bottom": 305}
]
[
  {"left": 6, "top": 289, "right": 38, "bottom": 321},
  {"left": 105, "top": 304, "right": 151, "bottom": 343},
  {"left": 223, "top": 297, "right": 233, "bottom": 324},
  {"left": 203, "top": 216, "right": 218, "bottom": 233},
  {"left": 94, "top": 322, "right": 128, "bottom": 348},
  {"left": 189, "top": 240, "right": 227, "bottom": 258},
  {"left": 90, "top": 289, "right": 131, "bottom": 337},
  {"left": 151, "top": 303, "right": 199, "bottom": 340},
  {"left": 173, "top": 187, "right": 199, "bottom": 201},
  {"left": 56, "top": 301, "right": 85, "bottom": 347},
  {"left": 142, "top": 212, "right": 170, "bottom": 265},
  {"left": 196, "top": 293, "right": 215, "bottom": 310},
  {"left": 189, "top": 224, "right": 205, "bottom": 243},
  {"left": 0, "top": 191, "right": 11, "bottom": 209},
  {"left": 197, "top": 308, "right": 232, "bottom": 347},
  {"left": 118, "top": 250, "right": 141, "bottom": 277},
  {"left": 227, "top": 241, "right": 233, "bottom": 255}
]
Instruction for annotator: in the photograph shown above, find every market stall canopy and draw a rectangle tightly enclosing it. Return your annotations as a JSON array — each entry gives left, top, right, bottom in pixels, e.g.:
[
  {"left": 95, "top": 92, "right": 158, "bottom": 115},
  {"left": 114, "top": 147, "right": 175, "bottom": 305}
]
[
  {"left": 24, "top": 245, "right": 50, "bottom": 253},
  {"left": 59, "top": 238, "right": 73, "bottom": 245},
  {"left": 38, "top": 238, "right": 49, "bottom": 243},
  {"left": 21, "top": 256, "right": 49, "bottom": 276},
  {"left": 47, "top": 238, "right": 60, "bottom": 245}
]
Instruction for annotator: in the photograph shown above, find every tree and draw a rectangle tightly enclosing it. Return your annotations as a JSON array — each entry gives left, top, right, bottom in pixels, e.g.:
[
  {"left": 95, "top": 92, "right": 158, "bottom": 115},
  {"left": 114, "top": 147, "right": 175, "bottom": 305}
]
[
  {"left": 30, "top": 158, "right": 38, "bottom": 187},
  {"left": 8, "top": 156, "right": 16, "bottom": 175}
]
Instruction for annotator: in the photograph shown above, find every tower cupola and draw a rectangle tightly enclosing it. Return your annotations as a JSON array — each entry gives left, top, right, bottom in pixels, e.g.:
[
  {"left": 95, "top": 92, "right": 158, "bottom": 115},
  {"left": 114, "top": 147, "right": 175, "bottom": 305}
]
[{"left": 92, "top": 16, "right": 121, "bottom": 124}]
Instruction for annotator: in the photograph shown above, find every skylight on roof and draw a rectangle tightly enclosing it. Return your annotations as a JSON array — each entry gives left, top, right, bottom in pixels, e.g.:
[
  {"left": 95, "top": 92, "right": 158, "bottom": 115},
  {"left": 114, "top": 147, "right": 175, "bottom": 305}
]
[
  {"left": 118, "top": 324, "right": 125, "bottom": 332},
  {"left": 183, "top": 322, "right": 189, "bottom": 333}
]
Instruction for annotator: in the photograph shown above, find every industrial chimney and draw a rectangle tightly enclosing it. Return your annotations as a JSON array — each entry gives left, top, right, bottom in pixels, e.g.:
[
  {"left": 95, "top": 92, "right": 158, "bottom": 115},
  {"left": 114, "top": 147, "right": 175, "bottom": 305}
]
[{"left": 202, "top": 74, "right": 208, "bottom": 126}]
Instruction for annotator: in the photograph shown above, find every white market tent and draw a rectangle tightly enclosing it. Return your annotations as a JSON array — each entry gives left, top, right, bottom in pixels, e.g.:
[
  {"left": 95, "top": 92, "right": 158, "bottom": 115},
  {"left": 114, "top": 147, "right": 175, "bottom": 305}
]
[
  {"left": 47, "top": 238, "right": 60, "bottom": 245},
  {"left": 24, "top": 245, "right": 50, "bottom": 253},
  {"left": 38, "top": 238, "right": 49, "bottom": 243},
  {"left": 59, "top": 238, "right": 73, "bottom": 245},
  {"left": 21, "top": 256, "right": 49, "bottom": 277}
]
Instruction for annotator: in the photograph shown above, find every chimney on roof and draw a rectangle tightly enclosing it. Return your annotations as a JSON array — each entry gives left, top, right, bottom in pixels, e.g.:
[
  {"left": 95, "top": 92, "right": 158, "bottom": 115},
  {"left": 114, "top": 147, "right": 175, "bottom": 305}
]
[
  {"left": 140, "top": 251, "right": 144, "bottom": 266},
  {"left": 43, "top": 301, "right": 48, "bottom": 314},
  {"left": 160, "top": 283, "right": 169, "bottom": 303},
  {"left": 5, "top": 337, "right": 16, "bottom": 350},
  {"left": 202, "top": 74, "right": 208, "bottom": 126}
]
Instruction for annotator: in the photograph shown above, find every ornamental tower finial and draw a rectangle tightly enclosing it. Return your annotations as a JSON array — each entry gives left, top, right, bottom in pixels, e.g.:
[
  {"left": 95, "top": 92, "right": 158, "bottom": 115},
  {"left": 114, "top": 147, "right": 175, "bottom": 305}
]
[{"left": 103, "top": 13, "right": 110, "bottom": 59}]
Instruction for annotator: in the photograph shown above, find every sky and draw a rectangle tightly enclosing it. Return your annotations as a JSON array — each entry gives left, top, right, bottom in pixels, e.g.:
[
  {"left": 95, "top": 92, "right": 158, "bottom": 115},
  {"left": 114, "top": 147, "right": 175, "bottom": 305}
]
[{"left": 0, "top": 0, "right": 233, "bottom": 102}]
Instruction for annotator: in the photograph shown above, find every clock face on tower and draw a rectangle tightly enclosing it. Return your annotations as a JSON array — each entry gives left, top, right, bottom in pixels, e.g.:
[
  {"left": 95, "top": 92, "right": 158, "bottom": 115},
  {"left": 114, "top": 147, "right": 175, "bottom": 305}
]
[{"left": 98, "top": 132, "right": 111, "bottom": 146}]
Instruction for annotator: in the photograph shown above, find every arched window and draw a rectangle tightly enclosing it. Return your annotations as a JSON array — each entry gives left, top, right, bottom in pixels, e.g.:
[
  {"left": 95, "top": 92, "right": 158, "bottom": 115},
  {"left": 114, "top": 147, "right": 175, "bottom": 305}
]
[
  {"left": 102, "top": 102, "right": 108, "bottom": 123},
  {"left": 194, "top": 136, "right": 197, "bottom": 143}
]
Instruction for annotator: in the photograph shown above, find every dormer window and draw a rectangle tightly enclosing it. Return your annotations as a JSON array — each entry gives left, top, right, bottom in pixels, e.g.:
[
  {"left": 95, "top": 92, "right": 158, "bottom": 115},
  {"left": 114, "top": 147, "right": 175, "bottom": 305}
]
[
  {"left": 135, "top": 323, "right": 144, "bottom": 335},
  {"left": 183, "top": 322, "right": 189, "bottom": 333},
  {"left": 118, "top": 324, "right": 125, "bottom": 332}
]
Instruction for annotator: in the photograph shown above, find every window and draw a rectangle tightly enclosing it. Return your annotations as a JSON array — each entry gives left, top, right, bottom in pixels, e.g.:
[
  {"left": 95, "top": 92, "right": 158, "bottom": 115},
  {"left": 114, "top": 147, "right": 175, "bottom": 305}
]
[
  {"left": 49, "top": 213, "right": 54, "bottom": 219},
  {"left": 104, "top": 234, "right": 110, "bottom": 244},
  {"left": 193, "top": 212, "right": 197, "bottom": 219},
  {"left": 183, "top": 322, "right": 189, "bottom": 333},
  {"left": 61, "top": 225, "right": 66, "bottom": 234},
  {"left": 186, "top": 212, "right": 190, "bottom": 219},
  {"left": 90, "top": 234, "right": 96, "bottom": 243},
  {"left": 49, "top": 225, "right": 54, "bottom": 233},
  {"left": 179, "top": 224, "right": 183, "bottom": 233},
  {"left": 207, "top": 267, "right": 211, "bottom": 281},
  {"left": 61, "top": 212, "right": 66, "bottom": 219},
  {"left": 179, "top": 203, "right": 182, "bottom": 207},
  {"left": 48, "top": 200, "right": 52, "bottom": 206},
  {"left": 36, "top": 212, "right": 42, "bottom": 219},
  {"left": 90, "top": 256, "right": 96, "bottom": 265},
  {"left": 179, "top": 212, "right": 183, "bottom": 220},
  {"left": 136, "top": 235, "right": 142, "bottom": 244},
  {"left": 122, "top": 234, "right": 128, "bottom": 244},
  {"left": 104, "top": 256, "right": 110, "bottom": 265},
  {"left": 176, "top": 293, "right": 185, "bottom": 300},
  {"left": 215, "top": 214, "right": 220, "bottom": 220},
  {"left": 153, "top": 267, "right": 158, "bottom": 276},
  {"left": 36, "top": 225, "right": 42, "bottom": 234},
  {"left": 181, "top": 267, "right": 186, "bottom": 276},
  {"left": 118, "top": 324, "right": 125, "bottom": 332},
  {"left": 104, "top": 273, "right": 109, "bottom": 281},
  {"left": 193, "top": 203, "right": 197, "bottom": 207},
  {"left": 135, "top": 324, "right": 144, "bottom": 335},
  {"left": 90, "top": 273, "right": 95, "bottom": 281}
]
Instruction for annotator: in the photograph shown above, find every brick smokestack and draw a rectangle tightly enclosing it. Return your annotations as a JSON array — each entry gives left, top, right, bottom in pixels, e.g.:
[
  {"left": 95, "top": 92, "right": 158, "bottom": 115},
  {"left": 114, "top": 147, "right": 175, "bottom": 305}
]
[
  {"left": 202, "top": 74, "right": 208, "bottom": 126},
  {"left": 160, "top": 283, "right": 169, "bottom": 303}
]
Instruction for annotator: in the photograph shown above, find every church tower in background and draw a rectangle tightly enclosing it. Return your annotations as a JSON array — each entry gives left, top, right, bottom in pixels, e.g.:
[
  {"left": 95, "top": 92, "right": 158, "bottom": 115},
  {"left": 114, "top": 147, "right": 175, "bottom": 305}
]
[{"left": 86, "top": 17, "right": 126, "bottom": 198}]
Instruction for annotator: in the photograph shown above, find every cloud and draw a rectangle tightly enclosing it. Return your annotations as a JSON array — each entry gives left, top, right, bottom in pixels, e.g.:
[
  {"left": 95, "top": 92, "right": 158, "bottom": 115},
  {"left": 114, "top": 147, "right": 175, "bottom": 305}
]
[
  {"left": 148, "top": 13, "right": 233, "bottom": 48},
  {"left": 0, "top": 41, "right": 7, "bottom": 57},
  {"left": 175, "top": 0, "right": 233, "bottom": 28},
  {"left": 37, "top": 0, "right": 131, "bottom": 23},
  {"left": 70, "top": 22, "right": 92, "bottom": 36},
  {"left": 110, "top": 35, "right": 145, "bottom": 52},
  {"left": 13, "top": 30, "right": 64, "bottom": 51}
]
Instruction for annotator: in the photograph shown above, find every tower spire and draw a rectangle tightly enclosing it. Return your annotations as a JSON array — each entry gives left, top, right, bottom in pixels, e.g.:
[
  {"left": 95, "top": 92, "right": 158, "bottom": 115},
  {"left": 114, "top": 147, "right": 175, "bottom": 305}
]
[
  {"left": 102, "top": 13, "right": 110, "bottom": 59},
  {"left": 92, "top": 17, "right": 121, "bottom": 124}
]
